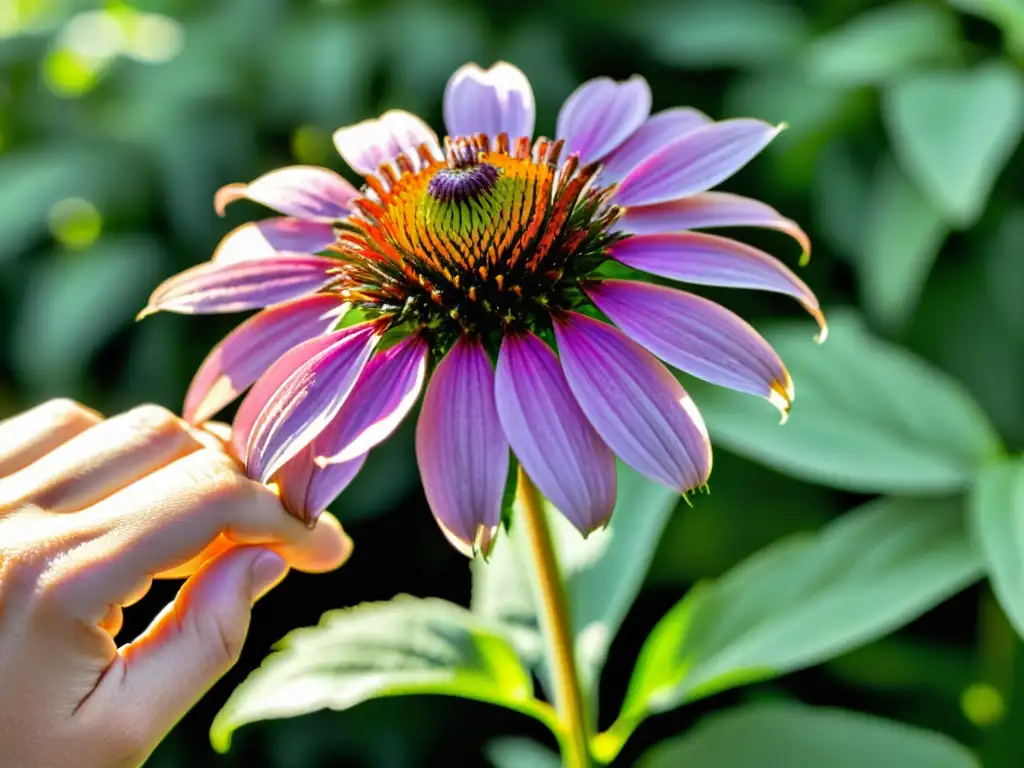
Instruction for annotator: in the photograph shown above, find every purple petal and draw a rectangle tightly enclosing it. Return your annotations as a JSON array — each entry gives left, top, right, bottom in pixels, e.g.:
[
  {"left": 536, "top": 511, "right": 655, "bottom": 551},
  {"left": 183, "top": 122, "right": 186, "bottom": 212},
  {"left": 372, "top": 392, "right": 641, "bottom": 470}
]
[
  {"left": 271, "top": 335, "right": 427, "bottom": 524},
  {"left": 333, "top": 110, "right": 441, "bottom": 176},
  {"left": 314, "top": 334, "right": 428, "bottom": 464},
  {"left": 214, "top": 166, "right": 360, "bottom": 222},
  {"left": 212, "top": 218, "right": 338, "bottom": 263},
  {"left": 616, "top": 191, "right": 811, "bottom": 264},
  {"left": 140, "top": 255, "right": 338, "bottom": 317},
  {"left": 556, "top": 75, "right": 652, "bottom": 165},
  {"left": 183, "top": 295, "right": 346, "bottom": 425},
  {"left": 415, "top": 336, "right": 509, "bottom": 557},
  {"left": 275, "top": 445, "right": 367, "bottom": 526},
  {"left": 443, "top": 62, "right": 536, "bottom": 141},
  {"left": 613, "top": 119, "right": 784, "bottom": 207},
  {"left": 598, "top": 108, "right": 711, "bottom": 185},
  {"left": 587, "top": 280, "right": 794, "bottom": 418},
  {"left": 495, "top": 332, "right": 617, "bottom": 534},
  {"left": 609, "top": 233, "right": 827, "bottom": 339},
  {"left": 231, "top": 332, "right": 347, "bottom": 460},
  {"left": 553, "top": 312, "right": 712, "bottom": 493},
  {"left": 245, "top": 322, "right": 382, "bottom": 483}
]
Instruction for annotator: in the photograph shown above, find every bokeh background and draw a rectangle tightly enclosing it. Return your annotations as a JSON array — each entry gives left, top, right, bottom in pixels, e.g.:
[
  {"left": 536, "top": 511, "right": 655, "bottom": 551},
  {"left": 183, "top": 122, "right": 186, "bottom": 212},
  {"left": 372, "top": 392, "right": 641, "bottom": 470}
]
[{"left": 2, "top": 0, "right": 1023, "bottom": 765}]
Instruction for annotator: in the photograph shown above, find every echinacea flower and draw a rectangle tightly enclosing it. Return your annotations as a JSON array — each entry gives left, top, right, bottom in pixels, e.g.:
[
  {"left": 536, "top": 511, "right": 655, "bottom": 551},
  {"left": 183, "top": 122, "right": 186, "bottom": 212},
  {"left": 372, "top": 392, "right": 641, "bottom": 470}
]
[{"left": 141, "top": 62, "right": 825, "bottom": 556}]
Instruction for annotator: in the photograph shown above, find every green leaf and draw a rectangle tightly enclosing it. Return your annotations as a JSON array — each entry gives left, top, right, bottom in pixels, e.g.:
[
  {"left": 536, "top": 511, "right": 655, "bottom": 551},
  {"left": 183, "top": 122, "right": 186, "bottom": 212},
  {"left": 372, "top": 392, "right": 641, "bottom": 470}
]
[
  {"left": 486, "top": 738, "right": 562, "bottom": 768},
  {"left": 472, "top": 462, "right": 680, "bottom": 697},
  {"left": 690, "top": 309, "right": 1000, "bottom": 493},
  {"left": 599, "top": 497, "right": 982, "bottom": 759},
  {"left": 857, "top": 156, "right": 948, "bottom": 331},
  {"left": 211, "top": 597, "right": 553, "bottom": 753},
  {"left": 804, "top": 3, "right": 961, "bottom": 86},
  {"left": 11, "top": 236, "right": 165, "bottom": 391},
  {"left": 884, "top": 62, "right": 1024, "bottom": 226},
  {"left": 631, "top": 0, "right": 808, "bottom": 68},
  {"left": 637, "top": 702, "right": 980, "bottom": 768},
  {"left": 968, "top": 457, "right": 1024, "bottom": 638},
  {"left": 984, "top": 210, "right": 1024, "bottom": 339}
]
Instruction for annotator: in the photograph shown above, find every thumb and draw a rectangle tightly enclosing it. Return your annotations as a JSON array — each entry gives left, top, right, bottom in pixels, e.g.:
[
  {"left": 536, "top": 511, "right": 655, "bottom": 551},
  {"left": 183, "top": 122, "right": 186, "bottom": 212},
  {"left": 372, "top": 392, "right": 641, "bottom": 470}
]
[{"left": 96, "top": 546, "right": 287, "bottom": 751}]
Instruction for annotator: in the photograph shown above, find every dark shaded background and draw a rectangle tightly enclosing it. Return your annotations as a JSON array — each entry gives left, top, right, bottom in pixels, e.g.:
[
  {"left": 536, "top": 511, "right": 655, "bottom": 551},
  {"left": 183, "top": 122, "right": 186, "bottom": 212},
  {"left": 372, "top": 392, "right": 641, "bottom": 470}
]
[{"left": 1, "top": 0, "right": 1022, "bottom": 765}]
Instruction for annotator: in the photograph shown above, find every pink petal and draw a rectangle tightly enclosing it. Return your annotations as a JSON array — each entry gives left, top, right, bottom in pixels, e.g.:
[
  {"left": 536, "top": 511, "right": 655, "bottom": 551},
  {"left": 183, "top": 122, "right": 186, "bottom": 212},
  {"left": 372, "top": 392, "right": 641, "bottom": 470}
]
[
  {"left": 214, "top": 166, "right": 360, "bottom": 222},
  {"left": 271, "top": 335, "right": 427, "bottom": 524},
  {"left": 244, "top": 322, "right": 382, "bottom": 483},
  {"left": 415, "top": 336, "right": 509, "bottom": 556},
  {"left": 314, "top": 334, "right": 428, "bottom": 464},
  {"left": 587, "top": 280, "right": 794, "bottom": 418},
  {"left": 333, "top": 110, "right": 441, "bottom": 176},
  {"left": 496, "top": 332, "right": 617, "bottom": 534},
  {"left": 212, "top": 217, "right": 338, "bottom": 263},
  {"left": 556, "top": 75, "right": 652, "bottom": 165},
  {"left": 443, "top": 62, "right": 536, "bottom": 141},
  {"left": 140, "top": 255, "right": 338, "bottom": 316},
  {"left": 231, "top": 332, "right": 347, "bottom": 460},
  {"left": 613, "top": 119, "right": 784, "bottom": 208},
  {"left": 275, "top": 445, "right": 367, "bottom": 526},
  {"left": 183, "top": 294, "right": 346, "bottom": 425},
  {"left": 616, "top": 191, "right": 811, "bottom": 265},
  {"left": 553, "top": 312, "right": 712, "bottom": 493},
  {"left": 609, "top": 233, "right": 827, "bottom": 339},
  {"left": 598, "top": 107, "right": 711, "bottom": 185}
]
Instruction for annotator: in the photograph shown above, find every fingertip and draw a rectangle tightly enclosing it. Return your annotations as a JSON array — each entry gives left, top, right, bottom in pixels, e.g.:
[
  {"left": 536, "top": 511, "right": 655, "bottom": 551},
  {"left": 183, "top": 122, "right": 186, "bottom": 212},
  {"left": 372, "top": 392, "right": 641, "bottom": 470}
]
[{"left": 297, "top": 512, "right": 353, "bottom": 573}]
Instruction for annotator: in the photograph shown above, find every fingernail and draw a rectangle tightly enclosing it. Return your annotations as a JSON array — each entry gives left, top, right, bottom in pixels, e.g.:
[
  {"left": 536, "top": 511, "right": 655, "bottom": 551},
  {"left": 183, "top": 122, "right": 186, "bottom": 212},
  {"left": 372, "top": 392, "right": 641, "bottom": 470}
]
[{"left": 249, "top": 550, "right": 287, "bottom": 603}]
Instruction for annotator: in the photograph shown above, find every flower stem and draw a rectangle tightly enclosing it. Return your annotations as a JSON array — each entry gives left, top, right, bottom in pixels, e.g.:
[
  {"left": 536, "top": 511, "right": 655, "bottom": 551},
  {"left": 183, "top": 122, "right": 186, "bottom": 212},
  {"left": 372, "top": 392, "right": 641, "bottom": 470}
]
[{"left": 517, "top": 466, "right": 591, "bottom": 768}]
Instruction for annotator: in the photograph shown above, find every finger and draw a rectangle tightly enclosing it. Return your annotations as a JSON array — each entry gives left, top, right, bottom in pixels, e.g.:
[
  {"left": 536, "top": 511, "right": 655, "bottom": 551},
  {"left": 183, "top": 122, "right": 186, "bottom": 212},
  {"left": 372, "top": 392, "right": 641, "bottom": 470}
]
[
  {"left": 86, "top": 547, "right": 288, "bottom": 760},
  {"left": 0, "top": 405, "right": 203, "bottom": 514},
  {"left": 155, "top": 511, "right": 349, "bottom": 579},
  {"left": 0, "top": 399, "right": 102, "bottom": 479},
  {"left": 67, "top": 450, "right": 349, "bottom": 613}
]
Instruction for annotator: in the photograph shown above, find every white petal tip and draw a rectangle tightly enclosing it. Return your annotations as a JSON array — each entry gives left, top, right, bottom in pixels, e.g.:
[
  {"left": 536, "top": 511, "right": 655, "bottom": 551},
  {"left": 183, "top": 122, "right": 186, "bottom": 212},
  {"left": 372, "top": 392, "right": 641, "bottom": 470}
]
[
  {"left": 135, "top": 306, "right": 156, "bottom": 321},
  {"left": 214, "top": 183, "right": 247, "bottom": 217}
]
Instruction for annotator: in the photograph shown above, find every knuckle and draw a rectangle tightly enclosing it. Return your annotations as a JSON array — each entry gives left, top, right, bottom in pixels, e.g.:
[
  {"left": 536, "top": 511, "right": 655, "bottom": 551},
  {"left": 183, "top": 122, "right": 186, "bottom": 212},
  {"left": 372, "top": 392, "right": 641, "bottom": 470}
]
[
  {"left": 39, "top": 398, "right": 99, "bottom": 430},
  {"left": 185, "top": 450, "right": 253, "bottom": 507},
  {"left": 122, "top": 404, "right": 186, "bottom": 441}
]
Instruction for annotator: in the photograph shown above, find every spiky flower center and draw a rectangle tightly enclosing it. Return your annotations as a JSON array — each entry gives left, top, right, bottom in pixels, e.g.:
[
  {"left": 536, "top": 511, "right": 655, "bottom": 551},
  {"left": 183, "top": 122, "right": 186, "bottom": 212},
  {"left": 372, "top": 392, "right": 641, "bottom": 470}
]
[{"left": 329, "top": 132, "right": 624, "bottom": 346}]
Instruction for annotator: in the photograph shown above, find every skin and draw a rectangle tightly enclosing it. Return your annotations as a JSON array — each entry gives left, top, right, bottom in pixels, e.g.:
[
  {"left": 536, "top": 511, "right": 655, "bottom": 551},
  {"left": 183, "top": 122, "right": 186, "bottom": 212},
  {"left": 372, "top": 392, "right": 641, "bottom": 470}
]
[{"left": 0, "top": 399, "right": 352, "bottom": 767}]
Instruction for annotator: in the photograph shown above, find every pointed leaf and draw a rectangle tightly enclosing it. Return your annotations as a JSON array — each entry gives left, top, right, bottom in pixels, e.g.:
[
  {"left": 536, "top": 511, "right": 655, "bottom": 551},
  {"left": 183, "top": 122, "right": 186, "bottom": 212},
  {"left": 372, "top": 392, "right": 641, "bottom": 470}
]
[
  {"left": 690, "top": 310, "right": 1000, "bottom": 493},
  {"left": 969, "top": 457, "right": 1024, "bottom": 639},
  {"left": 884, "top": 62, "right": 1024, "bottom": 226},
  {"left": 211, "top": 597, "right": 554, "bottom": 753},
  {"left": 636, "top": 703, "right": 979, "bottom": 768},
  {"left": 602, "top": 497, "right": 982, "bottom": 757}
]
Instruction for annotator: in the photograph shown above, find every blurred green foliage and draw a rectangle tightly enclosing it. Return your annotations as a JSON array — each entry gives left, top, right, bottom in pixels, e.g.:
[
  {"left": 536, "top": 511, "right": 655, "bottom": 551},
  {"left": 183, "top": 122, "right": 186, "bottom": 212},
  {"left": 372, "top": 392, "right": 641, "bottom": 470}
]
[{"left": 2, "top": 0, "right": 1023, "bottom": 766}]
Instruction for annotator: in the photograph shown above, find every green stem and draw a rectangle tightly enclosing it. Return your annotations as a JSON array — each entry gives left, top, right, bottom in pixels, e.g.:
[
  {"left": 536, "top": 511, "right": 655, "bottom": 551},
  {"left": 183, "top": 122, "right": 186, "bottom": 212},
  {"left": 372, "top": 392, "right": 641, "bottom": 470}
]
[{"left": 517, "top": 467, "right": 592, "bottom": 768}]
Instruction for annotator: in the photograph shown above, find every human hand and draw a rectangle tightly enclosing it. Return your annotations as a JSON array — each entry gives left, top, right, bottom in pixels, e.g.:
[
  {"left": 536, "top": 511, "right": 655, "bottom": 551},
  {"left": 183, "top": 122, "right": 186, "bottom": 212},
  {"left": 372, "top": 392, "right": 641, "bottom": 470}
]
[{"left": 0, "top": 399, "right": 352, "bottom": 767}]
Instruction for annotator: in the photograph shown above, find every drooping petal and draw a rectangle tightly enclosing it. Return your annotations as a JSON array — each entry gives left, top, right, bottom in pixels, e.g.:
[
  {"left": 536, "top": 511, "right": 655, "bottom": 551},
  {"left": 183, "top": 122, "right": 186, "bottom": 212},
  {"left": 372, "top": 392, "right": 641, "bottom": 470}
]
[
  {"left": 245, "top": 322, "right": 382, "bottom": 483},
  {"left": 556, "top": 75, "right": 652, "bottom": 165},
  {"left": 183, "top": 294, "right": 346, "bottom": 425},
  {"left": 314, "top": 334, "right": 428, "bottom": 464},
  {"left": 587, "top": 280, "right": 794, "bottom": 418},
  {"left": 613, "top": 119, "right": 784, "bottom": 208},
  {"left": 616, "top": 191, "right": 810, "bottom": 264},
  {"left": 598, "top": 108, "right": 711, "bottom": 185},
  {"left": 272, "top": 335, "right": 427, "bottom": 525},
  {"left": 415, "top": 336, "right": 508, "bottom": 556},
  {"left": 231, "top": 332, "right": 347, "bottom": 460},
  {"left": 553, "top": 312, "right": 712, "bottom": 494},
  {"left": 139, "top": 255, "right": 338, "bottom": 317},
  {"left": 495, "top": 332, "right": 617, "bottom": 534},
  {"left": 275, "top": 445, "right": 367, "bottom": 526},
  {"left": 212, "top": 218, "right": 338, "bottom": 263},
  {"left": 443, "top": 62, "right": 535, "bottom": 141},
  {"left": 214, "top": 166, "right": 359, "bottom": 222},
  {"left": 333, "top": 110, "right": 441, "bottom": 176},
  {"left": 609, "top": 233, "right": 826, "bottom": 338}
]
